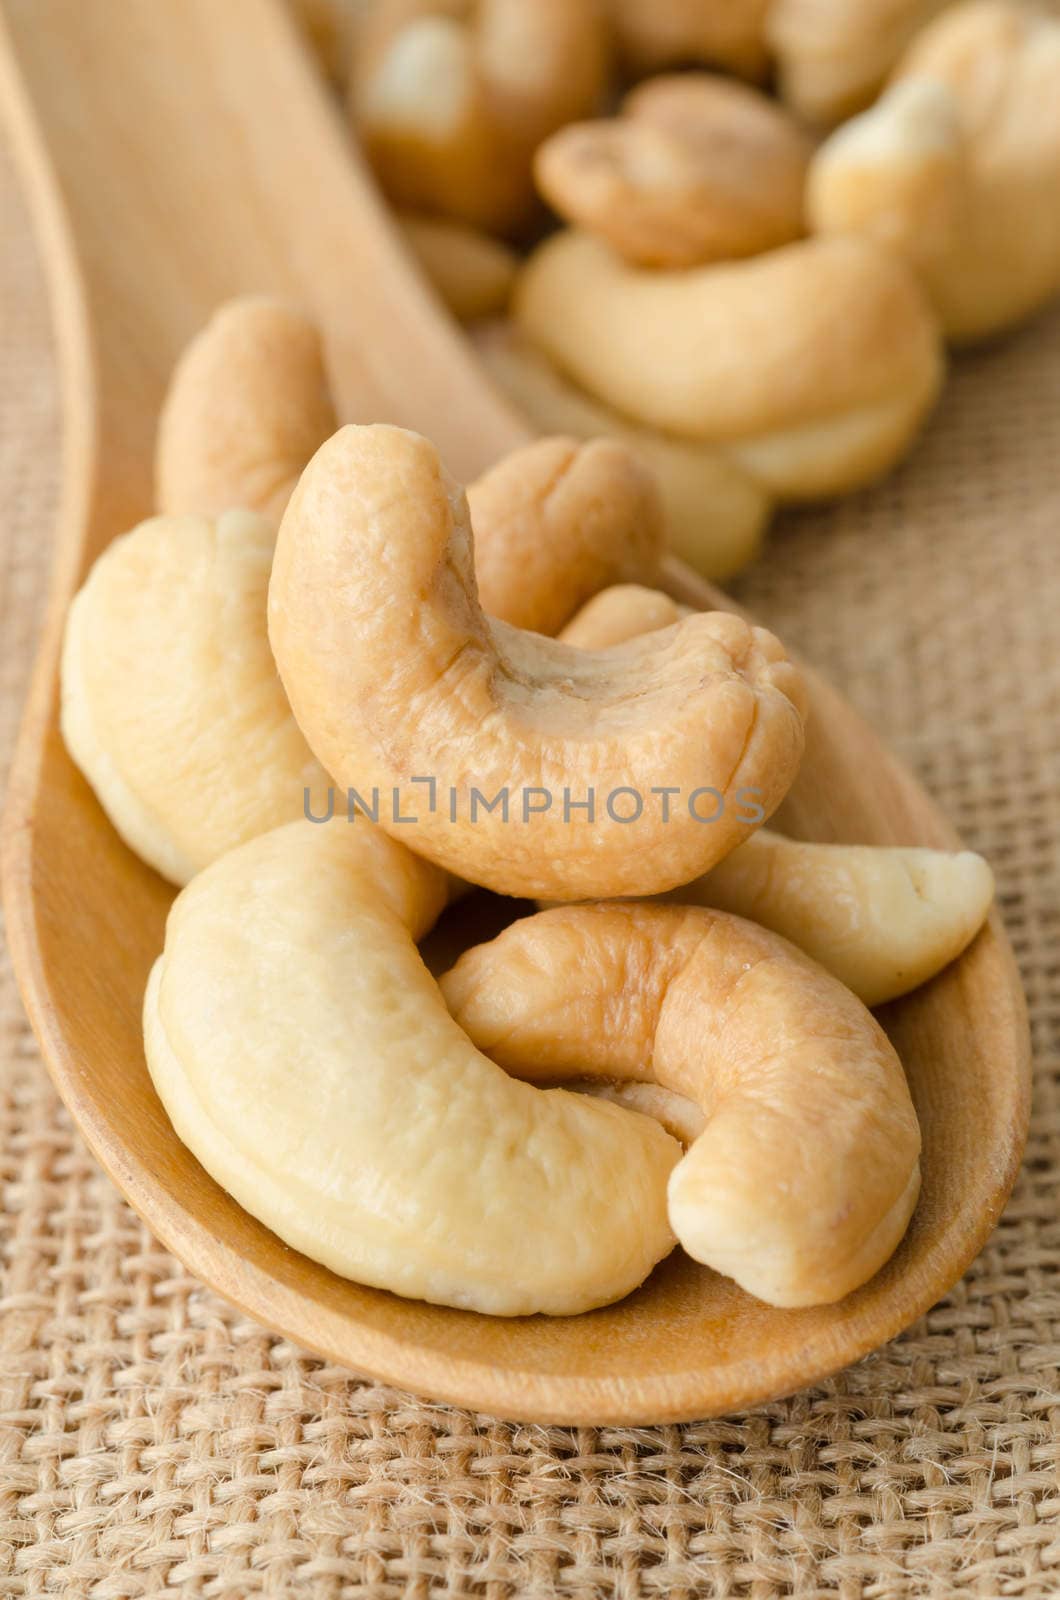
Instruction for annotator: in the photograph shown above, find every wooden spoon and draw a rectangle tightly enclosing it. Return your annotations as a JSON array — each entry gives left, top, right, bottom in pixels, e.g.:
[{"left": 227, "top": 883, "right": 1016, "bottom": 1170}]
[{"left": 0, "top": 0, "right": 1030, "bottom": 1426}]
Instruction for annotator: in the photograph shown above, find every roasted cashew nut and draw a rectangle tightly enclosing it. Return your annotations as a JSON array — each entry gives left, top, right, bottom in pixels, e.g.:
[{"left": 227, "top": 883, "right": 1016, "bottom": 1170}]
[
  {"left": 561, "top": 583, "right": 996, "bottom": 1004},
  {"left": 156, "top": 297, "right": 337, "bottom": 522},
  {"left": 350, "top": 0, "right": 609, "bottom": 234},
  {"left": 604, "top": 0, "right": 772, "bottom": 82},
  {"left": 536, "top": 74, "right": 813, "bottom": 270},
  {"left": 474, "top": 322, "right": 770, "bottom": 581},
  {"left": 268, "top": 423, "right": 806, "bottom": 900},
  {"left": 466, "top": 434, "right": 664, "bottom": 635},
  {"left": 62, "top": 509, "right": 331, "bottom": 886},
  {"left": 809, "top": 4, "right": 1060, "bottom": 343},
  {"left": 768, "top": 0, "right": 952, "bottom": 127},
  {"left": 442, "top": 902, "right": 922, "bottom": 1308},
  {"left": 145, "top": 823, "right": 679, "bottom": 1315},
  {"left": 514, "top": 231, "right": 945, "bottom": 501}
]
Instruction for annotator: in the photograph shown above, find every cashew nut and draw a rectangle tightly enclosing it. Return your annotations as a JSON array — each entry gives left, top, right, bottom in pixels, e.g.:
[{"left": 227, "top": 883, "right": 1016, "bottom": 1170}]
[
  {"left": 474, "top": 321, "right": 770, "bottom": 581},
  {"left": 442, "top": 901, "right": 922, "bottom": 1307},
  {"left": 268, "top": 423, "right": 807, "bottom": 899},
  {"left": 156, "top": 297, "right": 337, "bottom": 523},
  {"left": 61, "top": 510, "right": 331, "bottom": 886},
  {"left": 768, "top": 0, "right": 952, "bottom": 126},
  {"left": 397, "top": 211, "right": 518, "bottom": 321},
  {"left": 466, "top": 435, "right": 664, "bottom": 635},
  {"left": 535, "top": 74, "right": 814, "bottom": 269},
  {"left": 350, "top": 0, "right": 610, "bottom": 234},
  {"left": 604, "top": 0, "right": 772, "bottom": 81},
  {"left": 674, "top": 828, "right": 996, "bottom": 1007},
  {"left": 562, "top": 583, "right": 996, "bottom": 1004},
  {"left": 809, "top": 5, "right": 1060, "bottom": 343},
  {"left": 145, "top": 822, "right": 680, "bottom": 1315},
  {"left": 514, "top": 230, "right": 945, "bottom": 501}
]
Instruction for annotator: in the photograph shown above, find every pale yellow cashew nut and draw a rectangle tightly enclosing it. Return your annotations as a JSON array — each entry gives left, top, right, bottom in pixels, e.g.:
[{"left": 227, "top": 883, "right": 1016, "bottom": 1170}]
[
  {"left": 514, "top": 230, "right": 945, "bottom": 501},
  {"left": 156, "top": 297, "right": 337, "bottom": 523},
  {"left": 474, "top": 321, "right": 770, "bottom": 582},
  {"left": 442, "top": 902, "right": 923, "bottom": 1308},
  {"left": 561, "top": 583, "right": 996, "bottom": 1004},
  {"left": 768, "top": 0, "right": 953, "bottom": 127},
  {"left": 268, "top": 423, "right": 806, "bottom": 900},
  {"left": 350, "top": 0, "right": 609, "bottom": 234},
  {"left": 144, "top": 823, "right": 680, "bottom": 1316},
  {"left": 61, "top": 509, "right": 331, "bottom": 886},
  {"left": 535, "top": 74, "right": 814, "bottom": 270},
  {"left": 809, "top": 4, "right": 1060, "bottom": 343}
]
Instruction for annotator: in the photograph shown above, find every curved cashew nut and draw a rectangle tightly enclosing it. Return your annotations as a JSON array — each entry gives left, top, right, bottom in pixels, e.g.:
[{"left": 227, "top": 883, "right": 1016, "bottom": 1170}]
[
  {"left": 65, "top": 424, "right": 664, "bottom": 885},
  {"left": 466, "top": 435, "right": 664, "bottom": 635},
  {"left": 604, "top": 0, "right": 771, "bottom": 82},
  {"left": 350, "top": 0, "right": 609, "bottom": 234},
  {"left": 514, "top": 230, "right": 945, "bottom": 501},
  {"left": 156, "top": 297, "right": 337, "bottom": 523},
  {"left": 535, "top": 74, "right": 813, "bottom": 269},
  {"left": 768, "top": 0, "right": 951, "bottom": 127},
  {"left": 474, "top": 322, "right": 770, "bottom": 581},
  {"left": 809, "top": 6, "right": 1060, "bottom": 343},
  {"left": 561, "top": 583, "right": 996, "bottom": 1004},
  {"left": 397, "top": 212, "right": 518, "bottom": 321},
  {"left": 145, "top": 823, "right": 680, "bottom": 1315},
  {"left": 442, "top": 901, "right": 922, "bottom": 1307},
  {"left": 61, "top": 509, "right": 331, "bottom": 886},
  {"left": 268, "top": 423, "right": 806, "bottom": 899}
]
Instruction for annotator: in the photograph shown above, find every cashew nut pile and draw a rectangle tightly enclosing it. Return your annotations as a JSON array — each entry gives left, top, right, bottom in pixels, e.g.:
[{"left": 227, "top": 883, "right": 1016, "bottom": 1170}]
[
  {"left": 63, "top": 0, "right": 1022, "bottom": 1328},
  {"left": 288, "top": 0, "right": 1060, "bottom": 582}
]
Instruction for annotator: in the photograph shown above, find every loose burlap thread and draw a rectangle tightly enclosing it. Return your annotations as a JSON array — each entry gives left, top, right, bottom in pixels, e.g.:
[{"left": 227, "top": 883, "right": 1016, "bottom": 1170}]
[{"left": 1, "top": 131, "right": 1058, "bottom": 1596}]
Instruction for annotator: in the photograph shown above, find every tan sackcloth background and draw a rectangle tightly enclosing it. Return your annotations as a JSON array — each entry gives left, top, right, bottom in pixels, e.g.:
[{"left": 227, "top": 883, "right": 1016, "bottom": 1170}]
[{"left": 1, "top": 122, "right": 1059, "bottom": 1597}]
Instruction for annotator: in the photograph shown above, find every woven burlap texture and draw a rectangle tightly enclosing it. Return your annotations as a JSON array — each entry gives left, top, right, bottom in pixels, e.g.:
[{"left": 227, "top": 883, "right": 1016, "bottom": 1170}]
[{"left": 1, "top": 130, "right": 1058, "bottom": 1597}]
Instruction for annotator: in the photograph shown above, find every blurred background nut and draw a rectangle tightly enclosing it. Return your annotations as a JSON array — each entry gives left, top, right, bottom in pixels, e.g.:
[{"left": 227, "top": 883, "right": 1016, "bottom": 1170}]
[
  {"left": 768, "top": 0, "right": 953, "bottom": 126},
  {"left": 514, "top": 229, "right": 945, "bottom": 500},
  {"left": 288, "top": 0, "right": 365, "bottom": 84},
  {"left": 809, "top": 3, "right": 1060, "bottom": 342},
  {"left": 473, "top": 321, "right": 771, "bottom": 580},
  {"left": 350, "top": 0, "right": 610, "bottom": 234},
  {"left": 535, "top": 74, "right": 814, "bottom": 269},
  {"left": 604, "top": 0, "right": 772, "bottom": 81},
  {"left": 397, "top": 212, "right": 518, "bottom": 320}
]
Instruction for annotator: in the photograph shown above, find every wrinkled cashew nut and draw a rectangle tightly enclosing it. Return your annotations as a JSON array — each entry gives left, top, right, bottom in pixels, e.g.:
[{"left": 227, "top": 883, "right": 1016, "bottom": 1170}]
[
  {"left": 536, "top": 73, "right": 813, "bottom": 269},
  {"left": 145, "top": 823, "right": 679, "bottom": 1315},
  {"left": 809, "top": 5, "right": 1060, "bottom": 343},
  {"left": 561, "top": 583, "right": 996, "bottom": 1004},
  {"left": 604, "top": 0, "right": 772, "bottom": 82},
  {"left": 514, "top": 230, "right": 944, "bottom": 501},
  {"left": 156, "top": 297, "right": 337, "bottom": 523},
  {"left": 474, "top": 321, "right": 771, "bottom": 581},
  {"left": 397, "top": 211, "right": 518, "bottom": 321},
  {"left": 768, "top": 0, "right": 952, "bottom": 126},
  {"left": 442, "top": 901, "right": 922, "bottom": 1307},
  {"left": 61, "top": 509, "right": 331, "bottom": 886},
  {"left": 268, "top": 423, "right": 806, "bottom": 900},
  {"left": 351, "top": 0, "right": 609, "bottom": 233},
  {"left": 466, "top": 434, "right": 664, "bottom": 635}
]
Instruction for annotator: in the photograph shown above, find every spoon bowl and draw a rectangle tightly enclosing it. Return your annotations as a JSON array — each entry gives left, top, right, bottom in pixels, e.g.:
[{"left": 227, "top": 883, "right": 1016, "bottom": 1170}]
[{"left": 0, "top": 0, "right": 1030, "bottom": 1424}]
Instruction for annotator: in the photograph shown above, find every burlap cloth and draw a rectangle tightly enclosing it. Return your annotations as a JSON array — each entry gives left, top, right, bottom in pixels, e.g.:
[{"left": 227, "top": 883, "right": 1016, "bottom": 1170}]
[{"left": 1, "top": 125, "right": 1058, "bottom": 1596}]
